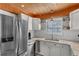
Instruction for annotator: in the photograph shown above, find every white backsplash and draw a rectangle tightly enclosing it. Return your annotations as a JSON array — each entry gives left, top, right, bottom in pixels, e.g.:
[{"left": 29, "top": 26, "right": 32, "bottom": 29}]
[
  {"left": 33, "top": 30, "right": 79, "bottom": 41},
  {"left": 62, "top": 30, "right": 79, "bottom": 41}
]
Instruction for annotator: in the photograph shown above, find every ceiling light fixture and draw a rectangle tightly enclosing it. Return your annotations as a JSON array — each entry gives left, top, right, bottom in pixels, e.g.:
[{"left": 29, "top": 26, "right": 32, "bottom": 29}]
[{"left": 21, "top": 5, "right": 25, "bottom": 7}]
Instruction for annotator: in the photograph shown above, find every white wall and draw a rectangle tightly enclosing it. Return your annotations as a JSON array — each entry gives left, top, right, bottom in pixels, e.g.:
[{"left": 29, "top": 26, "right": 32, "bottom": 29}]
[{"left": 28, "top": 16, "right": 32, "bottom": 31}]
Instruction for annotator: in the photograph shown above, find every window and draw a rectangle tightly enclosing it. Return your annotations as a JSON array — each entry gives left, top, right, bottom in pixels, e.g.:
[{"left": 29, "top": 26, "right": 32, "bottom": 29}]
[
  {"left": 41, "top": 20, "right": 47, "bottom": 30},
  {"left": 47, "top": 18, "right": 63, "bottom": 35},
  {"left": 32, "top": 18, "right": 41, "bottom": 30}
]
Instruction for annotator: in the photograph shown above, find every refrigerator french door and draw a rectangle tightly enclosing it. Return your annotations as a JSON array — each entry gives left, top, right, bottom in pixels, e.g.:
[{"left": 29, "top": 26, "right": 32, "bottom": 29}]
[
  {"left": 0, "top": 10, "right": 17, "bottom": 56},
  {"left": 17, "top": 14, "right": 28, "bottom": 55}
]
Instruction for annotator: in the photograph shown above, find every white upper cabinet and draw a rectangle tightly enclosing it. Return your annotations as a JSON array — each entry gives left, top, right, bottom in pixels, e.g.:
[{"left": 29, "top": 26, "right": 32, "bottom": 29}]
[{"left": 70, "top": 9, "right": 79, "bottom": 30}]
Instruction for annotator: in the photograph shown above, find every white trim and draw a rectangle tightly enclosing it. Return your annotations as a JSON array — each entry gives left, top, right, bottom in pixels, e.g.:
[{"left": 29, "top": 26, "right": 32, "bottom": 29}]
[
  {"left": 20, "top": 13, "right": 29, "bottom": 21},
  {"left": 70, "top": 9, "right": 79, "bottom": 14},
  {"left": 69, "top": 8, "right": 79, "bottom": 30},
  {"left": 0, "top": 9, "right": 15, "bottom": 17},
  {"left": 53, "top": 17, "right": 63, "bottom": 20},
  {"left": 0, "top": 15, "right": 1, "bottom": 55},
  {"left": 28, "top": 16, "right": 32, "bottom": 31},
  {"left": 69, "top": 12, "right": 72, "bottom": 30}
]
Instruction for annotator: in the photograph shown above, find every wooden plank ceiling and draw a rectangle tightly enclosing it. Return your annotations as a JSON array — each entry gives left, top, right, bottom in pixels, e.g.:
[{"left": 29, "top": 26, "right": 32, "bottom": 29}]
[{"left": 0, "top": 3, "right": 79, "bottom": 19}]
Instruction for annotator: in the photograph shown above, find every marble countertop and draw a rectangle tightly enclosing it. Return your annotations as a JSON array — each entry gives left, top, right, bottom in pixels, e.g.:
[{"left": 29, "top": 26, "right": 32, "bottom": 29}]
[{"left": 31, "top": 38, "right": 79, "bottom": 56}]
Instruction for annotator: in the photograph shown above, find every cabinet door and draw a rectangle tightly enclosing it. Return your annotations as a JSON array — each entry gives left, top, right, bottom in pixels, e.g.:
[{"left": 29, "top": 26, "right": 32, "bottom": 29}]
[
  {"left": 49, "top": 42, "right": 61, "bottom": 56},
  {"left": 39, "top": 41, "right": 49, "bottom": 56},
  {"left": 49, "top": 43, "right": 73, "bottom": 56},
  {"left": 70, "top": 9, "right": 79, "bottom": 30},
  {"left": 60, "top": 44, "right": 73, "bottom": 56}
]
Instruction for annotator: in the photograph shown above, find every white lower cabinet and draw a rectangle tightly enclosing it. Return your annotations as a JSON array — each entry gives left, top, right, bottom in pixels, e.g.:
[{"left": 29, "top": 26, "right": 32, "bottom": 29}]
[
  {"left": 49, "top": 43, "right": 61, "bottom": 56},
  {"left": 60, "top": 45, "right": 70, "bottom": 56},
  {"left": 36, "top": 41, "right": 73, "bottom": 56},
  {"left": 49, "top": 43, "right": 73, "bottom": 56},
  {"left": 40, "top": 42, "right": 49, "bottom": 56}
]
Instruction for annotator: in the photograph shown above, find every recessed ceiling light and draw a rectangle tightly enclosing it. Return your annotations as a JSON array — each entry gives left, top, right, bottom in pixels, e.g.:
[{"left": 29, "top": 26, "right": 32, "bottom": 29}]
[{"left": 21, "top": 5, "right": 25, "bottom": 7}]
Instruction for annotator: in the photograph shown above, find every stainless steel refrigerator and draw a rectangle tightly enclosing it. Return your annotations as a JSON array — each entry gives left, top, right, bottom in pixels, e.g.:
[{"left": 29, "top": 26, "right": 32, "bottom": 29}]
[
  {"left": 0, "top": 10, "right": 18, "bottom": 56},
  {"left": 17, "top": 14, "right": 28, "bottom": 56}
]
